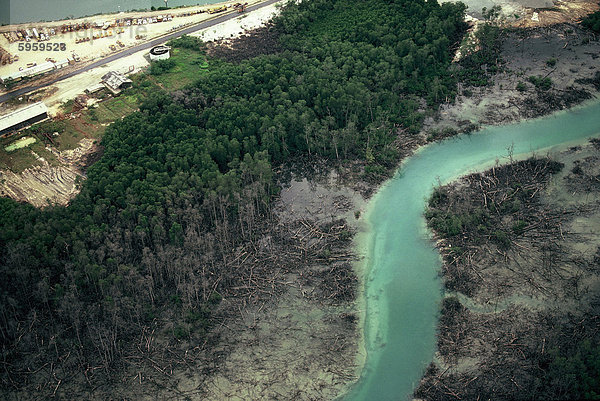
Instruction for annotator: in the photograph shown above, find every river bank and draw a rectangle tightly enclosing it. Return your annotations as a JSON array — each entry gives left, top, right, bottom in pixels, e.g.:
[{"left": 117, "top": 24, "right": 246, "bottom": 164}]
[
  {"left": 72, "top": 12, "right": 600, "bottom": 401},
  {"left": 346, "top": 97, "right": 600, "bottom": 400},
  {"left": 416, "top": 140, "right": 600, "bottom": 400},
  {"left": 0, "top": 159, "right": 369, "bottom": 400},
  {"left": 425, "top": 22, "right": 600, "bottom": 134},
  {"left": 197, "top": 164, "right": 368, "bottom": 400},
  {"left": 410, "top": 19, "right": 600, "bottom": 400}
]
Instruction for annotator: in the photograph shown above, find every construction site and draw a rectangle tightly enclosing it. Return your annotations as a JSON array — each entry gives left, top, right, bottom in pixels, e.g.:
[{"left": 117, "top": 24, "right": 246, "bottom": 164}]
[{"left": 0, "top": 1, "right": 251, "bottom": 86}]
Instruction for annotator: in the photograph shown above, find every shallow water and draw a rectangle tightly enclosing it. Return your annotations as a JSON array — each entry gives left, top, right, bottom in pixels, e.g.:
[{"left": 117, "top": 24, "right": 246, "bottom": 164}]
[{"left": 343, "top": 99, "right": 600, "bottom": 401}]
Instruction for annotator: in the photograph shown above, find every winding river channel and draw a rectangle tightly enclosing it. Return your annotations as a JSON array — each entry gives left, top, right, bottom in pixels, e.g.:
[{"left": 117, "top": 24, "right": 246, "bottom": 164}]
[{"left": 343, "top": 99, "right": 600, "bottom": 401}]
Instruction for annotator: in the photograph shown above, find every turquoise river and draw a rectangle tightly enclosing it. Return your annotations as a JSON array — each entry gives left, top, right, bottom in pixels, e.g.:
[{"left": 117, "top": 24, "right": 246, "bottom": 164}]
[{"left": 342, "top": 99, "right": 600, "bottom": 401}]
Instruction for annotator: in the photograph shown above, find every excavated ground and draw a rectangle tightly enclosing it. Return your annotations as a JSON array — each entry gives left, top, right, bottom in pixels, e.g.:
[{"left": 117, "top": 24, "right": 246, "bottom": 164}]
[{"left": 0, "top": 138, "right": 96, "bottom": 207}]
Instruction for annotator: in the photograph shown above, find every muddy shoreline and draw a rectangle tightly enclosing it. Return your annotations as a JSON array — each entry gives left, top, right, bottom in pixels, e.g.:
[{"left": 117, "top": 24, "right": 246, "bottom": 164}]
[
  {"left": 425, "top": 23, "right": 600, "bottom": 134},
  {"left": 415, "top": 143, "right": 600, "bottom": 400},
  {"left": 0, "top": 158, "right": 371, "bottom": 400},
  {"left": 195, "top": 161, "right": 369, "bottom": 400}
]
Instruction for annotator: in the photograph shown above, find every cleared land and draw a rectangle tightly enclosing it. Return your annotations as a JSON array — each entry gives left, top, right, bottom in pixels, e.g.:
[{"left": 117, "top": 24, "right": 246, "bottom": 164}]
[
  {"left": 416, "top": 141, "right": 600, "bottom": 400},
  {"left": 424, "top": 22, "right": 600, "bottom": 135}
]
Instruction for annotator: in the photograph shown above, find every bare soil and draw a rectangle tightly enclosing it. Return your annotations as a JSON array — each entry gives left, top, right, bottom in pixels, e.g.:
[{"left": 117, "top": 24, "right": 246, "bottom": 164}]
[
  {"left": 0, "top": 137, "right": 97, "bottom": 207},
  {"left": 512, "top": 0, "right": 599, "bottom": 28}
]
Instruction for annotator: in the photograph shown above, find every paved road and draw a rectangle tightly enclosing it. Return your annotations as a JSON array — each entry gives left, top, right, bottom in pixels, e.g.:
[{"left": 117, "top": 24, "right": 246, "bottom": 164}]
[{"left": 0, "top": 0, "right": 281, "bottom": 104}]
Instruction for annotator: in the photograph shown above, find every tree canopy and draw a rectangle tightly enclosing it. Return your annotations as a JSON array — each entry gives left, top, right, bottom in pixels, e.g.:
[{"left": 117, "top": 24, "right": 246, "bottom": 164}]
[{"left": 1, "top": 0, "right": 470, "bottom": 393}]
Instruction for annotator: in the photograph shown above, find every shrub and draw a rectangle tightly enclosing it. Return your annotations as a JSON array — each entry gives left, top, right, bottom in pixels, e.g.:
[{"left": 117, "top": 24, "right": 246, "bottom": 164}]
[
  {"left": 512, "top": 220, "right": 527, "bottom": 235},
  {"left": 528, "top": 75, "right": 552, "bottom": 91},
  {"left": 173, "top": 325, "right": 189, "bottom": 339},
  {"left": 168, "top": 34, "right": 205, "bottom": 50},
  {"left": 149, "top": 58, "right": 176, "bottom": 75},
  {"left": 582, "top": 10, "right": 600, "bottom": 33},
  {"left": 493, "top": 230, "right": 511, "bottom": 249}
]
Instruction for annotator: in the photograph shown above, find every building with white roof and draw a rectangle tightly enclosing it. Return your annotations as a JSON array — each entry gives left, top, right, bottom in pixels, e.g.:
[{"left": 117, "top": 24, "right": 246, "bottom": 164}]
[
  {"left": 0, "top": 102, "right": 49, "bottom": 136},
  {"left": 1, "top": 61, "right": 58, "bottom": 83},
  {"left": 101, "top": 71, "right": 132, "bottom": 94}
]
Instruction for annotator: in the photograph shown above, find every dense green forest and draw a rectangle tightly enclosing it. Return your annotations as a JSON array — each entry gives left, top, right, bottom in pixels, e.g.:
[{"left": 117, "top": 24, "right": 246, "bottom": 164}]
[
  {"left": 0, "top": 0, "right": 469, "bottom": 393},
  {"left": 583, "top": 8, "right": 600, "bottom": 33}
]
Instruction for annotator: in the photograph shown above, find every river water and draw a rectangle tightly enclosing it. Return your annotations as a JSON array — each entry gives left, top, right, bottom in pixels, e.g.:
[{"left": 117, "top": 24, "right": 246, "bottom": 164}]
[
  {"left": 1, "top": 0, "right": 225, "bottom": 25},
  {"left": 343, "top": 99, "right": 600, "bottom": 401}
]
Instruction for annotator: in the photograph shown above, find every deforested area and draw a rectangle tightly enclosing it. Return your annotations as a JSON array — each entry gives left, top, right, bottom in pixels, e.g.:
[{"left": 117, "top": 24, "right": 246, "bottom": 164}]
[
  {"left": 426, "top": 19, "right": 600, "bottom": 134},
  {"left": 416, "top": 141, "right": 600, "bottom": 400},
  {"left": 0, "top": 0, "right": 470, "bottom": 398}
]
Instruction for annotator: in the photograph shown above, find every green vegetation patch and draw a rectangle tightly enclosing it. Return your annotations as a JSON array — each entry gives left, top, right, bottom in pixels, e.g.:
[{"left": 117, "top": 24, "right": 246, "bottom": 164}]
[
  {"left": 456, "top": 24, "right": 503, "bottom": 87},
  {"left": 4, "top": 136, "right": 36, "bottom": 152},
  {"left": 425, "top": 157, "right": 564, "bottom": 294},
  {"left": 91, "top": 94, "right": 139, "bottom": 125},
  {"left": 0, "top": 143, "right": 40, "bottom": 172},
  {"left": 149, "top": 58, "right": 177, "bottom": 75},
  {"left": 149, "top": 47, "right": 210, "bottom": 90},
  {"left": 528, "top": 75, "right": 553, "bottom": 91},
  {"left": 582, "top": 9, "right": 600, "bottom": 33},
  {"left": 541, "top": 340, "right": 600, "bottom": 399},
  {"left": 298, "top": 0, "right": 390, "bottom": 42}
]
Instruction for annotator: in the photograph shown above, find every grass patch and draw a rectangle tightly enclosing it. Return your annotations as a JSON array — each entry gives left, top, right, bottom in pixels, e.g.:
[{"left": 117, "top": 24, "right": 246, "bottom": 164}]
[
  {"left": 55, "top": 124, "right": 84, "bottom": 151},
  {"left": 528, "top": 75, "right": 553, "bottom": 91},
  {"left": 0, "top": 147, "right": 40, "bottom": 172},
  {"left": 92, "top": 95, "right": 139, "bottom": 124},
  {"left": 29, "top": 140, "right": 59, "bottom": 167},
  {"left": 4, "top": 137, "right": 36, "bottom": 152},
  {"left": 149, "top": 47, "right": 210, "bottom": 90}
]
